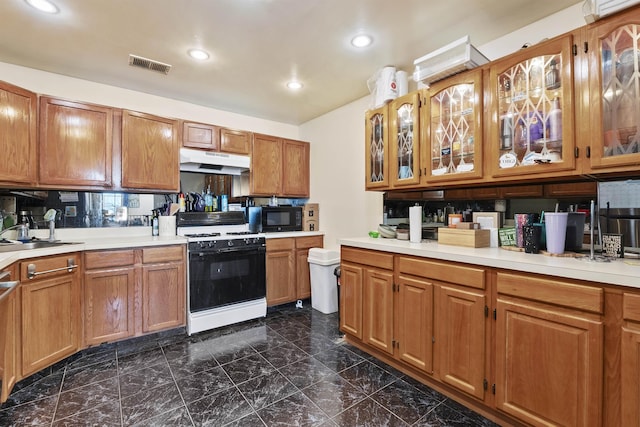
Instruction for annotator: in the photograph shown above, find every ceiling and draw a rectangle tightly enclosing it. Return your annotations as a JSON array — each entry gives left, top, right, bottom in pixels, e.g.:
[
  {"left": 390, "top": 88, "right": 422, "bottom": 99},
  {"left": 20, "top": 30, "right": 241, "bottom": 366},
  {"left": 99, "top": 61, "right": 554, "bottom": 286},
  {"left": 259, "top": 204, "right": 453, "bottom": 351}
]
[{"left": 0, "top": 0, "right": 580, "bottom": 125}]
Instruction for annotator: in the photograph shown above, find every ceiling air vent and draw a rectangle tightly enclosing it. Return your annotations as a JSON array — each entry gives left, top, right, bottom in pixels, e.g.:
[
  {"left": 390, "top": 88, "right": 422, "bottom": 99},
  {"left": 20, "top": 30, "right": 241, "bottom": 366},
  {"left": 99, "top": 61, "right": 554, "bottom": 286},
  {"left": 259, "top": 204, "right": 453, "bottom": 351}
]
[{"left": 128, "top": 54, "right": 171, "bottom": 75}]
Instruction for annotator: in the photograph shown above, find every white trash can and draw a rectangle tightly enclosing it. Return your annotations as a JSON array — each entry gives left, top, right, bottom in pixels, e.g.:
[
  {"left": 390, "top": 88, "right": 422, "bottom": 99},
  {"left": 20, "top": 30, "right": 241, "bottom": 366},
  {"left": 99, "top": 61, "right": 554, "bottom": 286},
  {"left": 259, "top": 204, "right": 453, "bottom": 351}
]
[{"left": 307, "top": 248, "right": 340, "bottom": 314}]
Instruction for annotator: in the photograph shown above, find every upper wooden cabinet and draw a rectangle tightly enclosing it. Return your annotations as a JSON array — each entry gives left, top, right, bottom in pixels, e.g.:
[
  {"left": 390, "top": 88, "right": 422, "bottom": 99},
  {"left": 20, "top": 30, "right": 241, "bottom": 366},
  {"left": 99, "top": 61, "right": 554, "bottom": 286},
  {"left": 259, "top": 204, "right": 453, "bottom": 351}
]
[
  {"left": 365, "top": 105, "right": 390, "bottom": 189},
  {"left": 425, "top": 69, "right": 485, "bottom": 184},
  {"left": 121, "top": 110, "right": 180, "bottom": 192},
  {"left": 182, "top": 121, "right": 220, "bottom": 150},
  {"left": 585, "top": 7, "right": 640, "bottom": 172},
  {"left": 220, "top": 128, "right": 251, "bottom": 155},
  {"left": 0, "top": 81, "right": 37, "bottom": 186},
  {"left": 489, "top": 34, "right": 577, "bottom": 180},
  {"left": 389, "top": 92, "right": 421, "bottom": 187},
  {"left": 251, "top": 133, "right": 309, "bottom": 197},
  {"left": 39, "top": 97, "right": 113, "bottom": 189}
]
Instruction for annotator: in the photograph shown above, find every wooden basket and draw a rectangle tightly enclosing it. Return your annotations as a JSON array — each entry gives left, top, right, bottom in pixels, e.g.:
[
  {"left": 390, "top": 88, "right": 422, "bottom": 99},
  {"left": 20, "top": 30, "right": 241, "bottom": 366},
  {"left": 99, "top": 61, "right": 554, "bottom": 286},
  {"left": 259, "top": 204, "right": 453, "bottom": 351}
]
[{"left": 438, "top": 228, "right": 490, "bottom": 248}]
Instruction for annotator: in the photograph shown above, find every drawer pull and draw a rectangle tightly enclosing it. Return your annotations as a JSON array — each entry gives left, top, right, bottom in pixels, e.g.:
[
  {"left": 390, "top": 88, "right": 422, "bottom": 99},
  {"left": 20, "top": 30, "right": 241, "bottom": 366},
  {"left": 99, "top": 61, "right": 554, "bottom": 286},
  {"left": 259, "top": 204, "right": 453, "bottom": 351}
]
[
  {"left": 0, "top": 280, "right": 19, "bottom": 303},
  {"left": 27, "top": 258, "right": 77, "bottom": 279}
]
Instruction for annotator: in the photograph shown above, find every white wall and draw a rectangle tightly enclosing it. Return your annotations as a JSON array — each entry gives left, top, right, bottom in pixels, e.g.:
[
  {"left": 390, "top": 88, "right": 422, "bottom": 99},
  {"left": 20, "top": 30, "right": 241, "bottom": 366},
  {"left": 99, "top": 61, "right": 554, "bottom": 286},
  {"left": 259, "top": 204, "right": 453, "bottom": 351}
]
[
  {"left": 300, "top": 2, "right": 585, "bottom": 251},
  {"left": 0, "top": 61, "right": 300, "bottom": 138}
]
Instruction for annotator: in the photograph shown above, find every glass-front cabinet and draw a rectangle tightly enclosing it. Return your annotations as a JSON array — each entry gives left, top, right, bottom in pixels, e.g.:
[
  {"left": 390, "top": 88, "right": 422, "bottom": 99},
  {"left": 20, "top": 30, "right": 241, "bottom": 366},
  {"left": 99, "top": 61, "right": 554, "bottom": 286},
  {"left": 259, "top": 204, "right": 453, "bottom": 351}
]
[
  {"left": 425, "top": 70, "right": 484, "bottom": 183},
  {"left": 389, "top": 92, "right": 421, "bottom": 187},
  {"left": 365, "top": 105, "right": 389, "bottom": 189},
  {"left": 489, "top": 36, "right": 576, "bottom": 179},
  {"left": 588, "top": 9, "right": 640, "bottom": 170}
]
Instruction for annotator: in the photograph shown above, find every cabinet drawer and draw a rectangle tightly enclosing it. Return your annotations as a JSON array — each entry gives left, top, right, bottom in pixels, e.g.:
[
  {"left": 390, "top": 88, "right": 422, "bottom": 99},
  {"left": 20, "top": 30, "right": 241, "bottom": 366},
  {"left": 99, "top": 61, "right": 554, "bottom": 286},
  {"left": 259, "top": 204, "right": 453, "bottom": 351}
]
[
  {"left": 266, "top": 238, "right": 295, "bottom": 251},
  {"left": 497, "top": 272, "right": 603, "bottom": 314},
  {"left": 341, "top": 247, "right": 393, "bottom": 270},
  {"left": 20, "top": 253, "right": 80, "bottom": 282},
  {"left": 142, "top": 245, "right": 184, "bottom": 264},
  {"left": 85, "top": 249, "right": 135, "bottom": 270},
  {"left": 624, "top": 292, "right": 640, "bottom": 322},
  {"left": 295, "top": 235, "right": 323, "bottom": 249},
  {"left": 397, "top": 256, "right": 485, "bottom": 289}
]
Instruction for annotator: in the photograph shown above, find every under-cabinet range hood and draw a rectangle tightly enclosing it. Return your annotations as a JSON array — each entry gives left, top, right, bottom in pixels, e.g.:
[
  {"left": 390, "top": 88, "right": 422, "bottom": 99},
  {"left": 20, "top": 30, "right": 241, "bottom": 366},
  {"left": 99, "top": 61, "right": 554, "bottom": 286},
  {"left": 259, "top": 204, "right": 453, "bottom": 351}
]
[{"left": 179, "top": 148, "right": 250, "bottom": 175}]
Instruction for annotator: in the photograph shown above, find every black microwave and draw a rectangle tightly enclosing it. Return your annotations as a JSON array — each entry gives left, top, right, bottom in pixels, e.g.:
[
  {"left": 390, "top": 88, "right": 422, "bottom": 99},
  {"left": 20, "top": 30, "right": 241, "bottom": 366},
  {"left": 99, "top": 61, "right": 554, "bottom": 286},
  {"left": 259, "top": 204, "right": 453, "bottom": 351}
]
[{"left": 261, "top": 206, "right": 303, "bottom": 232}]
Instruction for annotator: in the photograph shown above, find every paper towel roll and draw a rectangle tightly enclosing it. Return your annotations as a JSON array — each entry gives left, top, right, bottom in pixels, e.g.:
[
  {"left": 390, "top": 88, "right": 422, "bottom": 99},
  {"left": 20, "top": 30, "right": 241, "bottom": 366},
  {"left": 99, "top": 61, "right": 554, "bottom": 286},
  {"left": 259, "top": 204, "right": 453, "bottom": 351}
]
[
  {"left": 409, "top": 205, "right": 422, "bottom": 243},
  {"left": 396, "top": 70, "right": 408, "bottom": 97}
]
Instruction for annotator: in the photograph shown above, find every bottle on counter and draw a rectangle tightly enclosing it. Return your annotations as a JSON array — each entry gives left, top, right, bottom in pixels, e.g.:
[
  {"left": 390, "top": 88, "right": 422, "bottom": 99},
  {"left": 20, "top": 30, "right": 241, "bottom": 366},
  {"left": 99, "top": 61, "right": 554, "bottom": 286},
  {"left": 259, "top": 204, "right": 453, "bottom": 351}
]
[
  {"left": 151, "top": 209, "right": 159, "bottom": 236},
  {"left": 204, "top": 186, "right": 213, "bottom": 212},
  {"left": 212, "top": 189, "right": 218, "bottom": 212},
  {"left": 178, "top": 192, "right": 186, "bottom": 213}
]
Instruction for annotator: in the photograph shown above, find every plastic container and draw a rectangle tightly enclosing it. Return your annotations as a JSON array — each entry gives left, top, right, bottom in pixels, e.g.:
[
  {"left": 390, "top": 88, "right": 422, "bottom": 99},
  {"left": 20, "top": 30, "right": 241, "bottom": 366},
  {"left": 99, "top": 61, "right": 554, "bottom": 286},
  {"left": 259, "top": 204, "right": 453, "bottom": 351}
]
[
  {"left": 308, "top": 248, "right": 340, "bottom": 314},
  {"left": 545, "top": 212, "right": 568, "bottom": 254}
]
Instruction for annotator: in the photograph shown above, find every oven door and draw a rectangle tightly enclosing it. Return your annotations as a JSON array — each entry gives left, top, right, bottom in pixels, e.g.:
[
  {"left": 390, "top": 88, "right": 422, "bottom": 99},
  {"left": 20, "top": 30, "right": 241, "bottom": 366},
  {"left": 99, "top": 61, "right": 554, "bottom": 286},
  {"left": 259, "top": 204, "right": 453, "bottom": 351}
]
[{"left": 188, "top": 246, "right": 266, "bottom": 312}]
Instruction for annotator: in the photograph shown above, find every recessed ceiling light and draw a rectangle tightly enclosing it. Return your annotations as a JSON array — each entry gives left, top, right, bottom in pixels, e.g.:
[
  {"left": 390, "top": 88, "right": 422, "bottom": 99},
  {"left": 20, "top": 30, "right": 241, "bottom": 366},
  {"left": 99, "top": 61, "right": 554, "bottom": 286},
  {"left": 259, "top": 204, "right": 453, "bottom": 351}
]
[
  {"left": 25, "top": 0, "right": 59, "bottom": 14},
  {"left": 351, "top": 34, "right": 373, "bottom": 48},
  {"left": 187, "top": 49, "right": 210, "bottom": 60},
  {"left": 286, "top": 81, "right": 303, "bottom": 90}
]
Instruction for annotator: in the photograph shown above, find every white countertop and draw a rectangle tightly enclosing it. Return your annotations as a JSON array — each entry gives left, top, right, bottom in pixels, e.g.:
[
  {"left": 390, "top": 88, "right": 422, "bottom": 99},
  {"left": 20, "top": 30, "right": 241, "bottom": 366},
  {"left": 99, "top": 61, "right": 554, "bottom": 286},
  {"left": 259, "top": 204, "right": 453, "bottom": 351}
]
[{"left": 339, "top": 237, "right": 640, "bottom": 289}]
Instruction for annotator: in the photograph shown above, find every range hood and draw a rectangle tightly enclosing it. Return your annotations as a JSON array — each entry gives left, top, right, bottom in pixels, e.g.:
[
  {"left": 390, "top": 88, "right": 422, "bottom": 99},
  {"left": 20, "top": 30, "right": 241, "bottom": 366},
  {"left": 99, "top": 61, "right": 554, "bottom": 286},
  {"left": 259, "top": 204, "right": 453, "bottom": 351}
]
[
  {"left": 179, "top": 148, "right": 250, "bottom": 175},
  {"left": 413, "top": 36, "right": 488, "bottom": 87}
]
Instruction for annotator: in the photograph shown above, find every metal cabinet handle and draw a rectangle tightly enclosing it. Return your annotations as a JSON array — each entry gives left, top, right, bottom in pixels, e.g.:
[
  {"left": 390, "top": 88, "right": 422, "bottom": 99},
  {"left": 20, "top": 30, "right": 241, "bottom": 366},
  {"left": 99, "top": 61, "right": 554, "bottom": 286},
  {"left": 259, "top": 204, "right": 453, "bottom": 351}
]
[
  {"left": 27, "top": 258, "right": 77, "bottom": 279},
  {"left": 0, "top": 279, "right": 19, "bottom": 303},
  {"left": 0, "top": 271, "right": 9, "bottom": 281}
]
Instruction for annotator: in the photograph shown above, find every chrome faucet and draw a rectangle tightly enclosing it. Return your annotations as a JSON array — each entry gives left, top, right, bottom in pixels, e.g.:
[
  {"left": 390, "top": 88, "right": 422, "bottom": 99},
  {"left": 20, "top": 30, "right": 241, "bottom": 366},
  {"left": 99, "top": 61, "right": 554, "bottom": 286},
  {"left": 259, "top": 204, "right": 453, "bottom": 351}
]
[
  {"left": 44, "top": 209, "right": 58, "bottom": 242},
  {"left": 0, "top": 223, "right": 30, "bottom": 241}
]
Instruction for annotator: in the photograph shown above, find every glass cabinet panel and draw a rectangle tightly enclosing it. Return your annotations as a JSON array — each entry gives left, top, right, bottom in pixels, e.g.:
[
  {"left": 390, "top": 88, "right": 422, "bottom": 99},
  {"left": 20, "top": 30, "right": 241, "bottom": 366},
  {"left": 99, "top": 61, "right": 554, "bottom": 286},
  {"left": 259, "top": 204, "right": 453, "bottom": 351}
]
[
  {"left": 390, "top": 92, "right": 420, "bottom": 187},
  {"left": 365, "top": 105, "right": 389, "bottom": 189},
  {"left": 427, "top": 70, "right": 483, "bottom": 182},
  {"left": 496, "top": 54, "right": 564, "bottom": 169}
]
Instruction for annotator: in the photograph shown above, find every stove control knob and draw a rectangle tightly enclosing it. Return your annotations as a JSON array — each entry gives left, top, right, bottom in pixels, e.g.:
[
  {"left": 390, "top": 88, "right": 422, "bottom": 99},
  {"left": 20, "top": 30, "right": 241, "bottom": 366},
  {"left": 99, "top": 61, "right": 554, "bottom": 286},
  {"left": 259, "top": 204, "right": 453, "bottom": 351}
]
[
  {"left": 227, "top": 240, "right": 234, "bottom": 247},
  {"left": 208, "top": 241, "right": 214, "bottom": 248}
]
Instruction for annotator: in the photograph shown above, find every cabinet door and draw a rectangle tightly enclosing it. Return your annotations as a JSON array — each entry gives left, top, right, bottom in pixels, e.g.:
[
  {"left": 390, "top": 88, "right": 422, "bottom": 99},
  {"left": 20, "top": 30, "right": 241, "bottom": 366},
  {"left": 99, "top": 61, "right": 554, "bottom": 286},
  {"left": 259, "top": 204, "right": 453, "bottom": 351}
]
[
  {"left": 0, "top": 267, "right": 19, "bottom": 403},
  {"left": 622, "top": 292, "right": 640, "bottom": 426},
  {"left": 390, "top": 92, "right": 421, "bottom": 187},
  {"left": 395, "top": 275, "right": 433, "bottom": 373},
  {"left": 426, "top": 70, "right": 484, "bottom": 183},
  {"left": 0, "top": 81, "right": 37, "bottom": 186},
  {"left": 21, "top": 273, "right": 79, "bottom": 377},
  {"left": 251, "top": 133, "right": 282, "bottom": 196},
  {"left": 182, "top": 121, "right": 219, "bottom": 150},
  {"left": 295, "top": 236, "right": 323, "bottom": 300},
  {"left": 365, "top": 105, "right": 390, "bottom": 189},
  {"left": 490, "top": 35, "right": 577, "bottom": 179},
  {"left": 362, "top": 267, "right": 394, "bottom": 355},
  {"left": 495, "top": 298, "right": 603, "bottom": 426},
  {"left": 436, "top": 284, "right": 486, "bottom": 401},
  {"left": 84, "top": 266, "right": 135, "bottom": 346},
  {"left": 282, "top": 139, "right": 309, "bottom": 197},
  {"left": 121, "top": 110, "right": 179, "bottom": 192},
  {"left": 587, "top": 10, "right": 640, "bottom": 171},
  {"left": 266, "top": 238, "right": 296, "bottom": 306},
  {"left": 340, "top": 262, "right": 363, "bottom": 339},
  {"left": 142, "top": 261, "right": 185, "bottom": 332},
  {"left": 220, "top": 128, "right": 251, "bottom": 155},
  {"left": 39, "top": 97, "right": 113, "bottom": 188}
]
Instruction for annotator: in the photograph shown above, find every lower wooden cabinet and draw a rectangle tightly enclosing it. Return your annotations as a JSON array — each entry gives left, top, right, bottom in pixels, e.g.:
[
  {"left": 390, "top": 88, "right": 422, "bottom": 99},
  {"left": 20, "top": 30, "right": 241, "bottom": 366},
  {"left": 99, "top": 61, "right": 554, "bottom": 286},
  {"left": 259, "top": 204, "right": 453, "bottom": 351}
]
[
  {"left": 622, "top": 292, "right": 640, "bottom": 426},
  {"left": 266, "top": 235, "right": 323, "bottom": 306},
  {"left": 362, "top": 266, "right": 394, "bottom": 355},
  {"left": 20, "top": 254, "right": 81, "bottom": 377},
  {"left": 495, "top": 272, "right": 604, "bottom": 427},
  {"left": 338, "top": 260, "right": 363, "bottom": 339},
  {"left": 0, "top": 263, "right": 19, "bottom": 404}
]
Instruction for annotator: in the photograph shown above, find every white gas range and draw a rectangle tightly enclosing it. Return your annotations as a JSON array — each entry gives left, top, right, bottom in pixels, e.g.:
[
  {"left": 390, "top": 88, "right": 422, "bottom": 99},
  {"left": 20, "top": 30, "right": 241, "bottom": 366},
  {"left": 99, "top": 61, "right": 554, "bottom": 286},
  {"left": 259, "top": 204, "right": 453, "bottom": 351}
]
[{"left": 176, "top": 211, "right": 266, "bottom": 335}]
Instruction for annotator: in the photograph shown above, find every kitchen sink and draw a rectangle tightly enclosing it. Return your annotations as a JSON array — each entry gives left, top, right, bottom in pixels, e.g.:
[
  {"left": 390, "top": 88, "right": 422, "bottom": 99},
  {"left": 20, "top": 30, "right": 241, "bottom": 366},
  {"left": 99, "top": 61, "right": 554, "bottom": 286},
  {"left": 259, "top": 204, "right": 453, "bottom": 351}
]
[{"left": 0, "top": 241, "right": 83, "bottom": 253}]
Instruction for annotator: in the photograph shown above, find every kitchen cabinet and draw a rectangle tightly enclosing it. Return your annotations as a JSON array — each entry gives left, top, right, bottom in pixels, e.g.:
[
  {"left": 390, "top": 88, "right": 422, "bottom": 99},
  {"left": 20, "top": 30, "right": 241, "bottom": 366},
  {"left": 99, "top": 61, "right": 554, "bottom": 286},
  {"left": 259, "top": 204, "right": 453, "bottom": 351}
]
[
  {"left": 489, "top": 35, "right": 578, "bottom": 180},
  {"left": 0, "top": 264, "right": 19, "bottom": 404},
  {"left": 389, "top": 92, "right": 421, "bottom": 187},
  {"left": 251, "top": 134, "right": 309, "bottom": 197},
  {"left": 266, "top": 236, "right": 323, "bottom": 306},
  {"left": 220, "top": 127, "right": 251, "bottom": 155},
  {"left": 365, "top": 105, "right": 390, "bottom": 189},
  {"left": 266, "top": 238, "right": 296, "bottom": 306},
  {"left": 0, "top": 81, "right": 37, "bottom": 186},
  {"left": 294, "top": 235, "right": 324, "bottom": 300},
  {"left": 339, "top": 251, "right": 363, "bottom": 339},
  {"left": 38, "top": 96, "right": 113, "bottom": 189},
  {"left": 83, "top": 249, "right": 135, "bottom": 346},
  {"left": 20, "top": 253, "right": 80, "bottom": 377},
  {"left": 182, "top": 121, "right": 220, "bottom": 150},
  {"left": 121, "top": 110, "right": 180, "bottom": 192},
  {"left": 362, "top": 262, "right": 394, "bottom": 355},
  {"left": 141, "top": 246, "right": 186, "bottom": 333},
  {"left": 495, "top": 271, "right": 603, "bottom": 426},
  {"left": 425, "top": 70, "right": 485, "bottom": 184},
  {"left": 544, "top": 181, "right": 597, "bottom": 197},
  {"left": 585, "top": 7, "right": 640, "bottom": 173},
  {"left": 622, "top": 292, "right": 640, "bottom": 426}
]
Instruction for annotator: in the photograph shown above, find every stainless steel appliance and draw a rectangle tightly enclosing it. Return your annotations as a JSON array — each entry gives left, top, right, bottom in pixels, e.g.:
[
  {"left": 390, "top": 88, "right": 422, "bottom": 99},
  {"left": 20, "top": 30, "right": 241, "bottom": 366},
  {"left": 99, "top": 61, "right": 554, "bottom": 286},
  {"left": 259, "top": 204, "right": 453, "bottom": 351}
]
[
  {"left": 261, "top": 206, "right": 303, "bottom": 232},
  {"left": 600, "top": 207, "right": 640, "bottom": 248},
  {"left": 177, "top": 211, "right": 266, "bottom": 334}
]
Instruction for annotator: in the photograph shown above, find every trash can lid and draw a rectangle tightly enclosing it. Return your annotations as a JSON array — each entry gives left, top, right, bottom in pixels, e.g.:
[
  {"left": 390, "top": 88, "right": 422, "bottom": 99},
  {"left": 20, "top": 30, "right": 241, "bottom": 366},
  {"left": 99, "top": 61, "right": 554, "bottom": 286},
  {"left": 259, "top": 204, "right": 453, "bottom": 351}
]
[{"left": 308, "top": 248, "right": 340, "bottom": 265}]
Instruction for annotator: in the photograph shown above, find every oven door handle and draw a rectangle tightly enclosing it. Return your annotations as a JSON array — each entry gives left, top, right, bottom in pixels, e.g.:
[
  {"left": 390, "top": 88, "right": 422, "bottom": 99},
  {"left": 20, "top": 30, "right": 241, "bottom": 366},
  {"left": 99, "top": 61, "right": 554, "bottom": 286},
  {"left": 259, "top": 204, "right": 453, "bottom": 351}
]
[{"left": 195, "top": 246, "right": 266, "bottom": 256}]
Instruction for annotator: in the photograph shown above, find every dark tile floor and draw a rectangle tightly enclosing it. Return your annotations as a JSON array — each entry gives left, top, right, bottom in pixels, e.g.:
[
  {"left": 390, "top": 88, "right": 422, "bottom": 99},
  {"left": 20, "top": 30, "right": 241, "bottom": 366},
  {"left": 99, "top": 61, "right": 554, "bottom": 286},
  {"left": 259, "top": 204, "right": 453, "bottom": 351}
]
[{"left": 0, "top": 303, "right": 498, "bottom": 426}]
